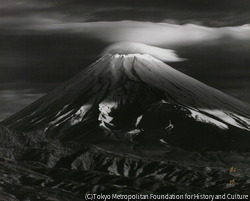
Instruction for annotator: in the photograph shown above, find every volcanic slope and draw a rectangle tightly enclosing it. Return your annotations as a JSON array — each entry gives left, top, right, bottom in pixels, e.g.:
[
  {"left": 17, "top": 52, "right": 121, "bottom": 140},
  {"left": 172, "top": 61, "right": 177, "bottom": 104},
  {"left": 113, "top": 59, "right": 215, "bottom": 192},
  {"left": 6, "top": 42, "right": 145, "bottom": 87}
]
[
  {"left": 1, "top": 54, "right": 250, "bottom": 151},
  {"left": 2, "top": 54, "right": 250, "bottom": 198}
]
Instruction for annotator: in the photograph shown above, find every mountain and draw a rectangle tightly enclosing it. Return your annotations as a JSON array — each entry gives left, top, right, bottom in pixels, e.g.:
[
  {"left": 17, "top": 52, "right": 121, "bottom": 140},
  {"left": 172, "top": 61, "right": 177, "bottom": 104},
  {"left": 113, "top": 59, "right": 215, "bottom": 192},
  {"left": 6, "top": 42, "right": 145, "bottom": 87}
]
[
  {"left": 2, "top": 54, "right": 250, "bottom": 199},
  {"left": 1, "top": 54, "right": 250, "bottom": 151}
]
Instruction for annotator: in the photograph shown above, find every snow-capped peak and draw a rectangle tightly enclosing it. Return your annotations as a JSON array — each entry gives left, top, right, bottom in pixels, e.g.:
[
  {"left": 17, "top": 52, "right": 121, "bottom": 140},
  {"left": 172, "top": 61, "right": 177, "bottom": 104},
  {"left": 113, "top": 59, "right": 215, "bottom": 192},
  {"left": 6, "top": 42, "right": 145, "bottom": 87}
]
[{"left": 2, "top": 54, "right": 250, "bottom": 134}]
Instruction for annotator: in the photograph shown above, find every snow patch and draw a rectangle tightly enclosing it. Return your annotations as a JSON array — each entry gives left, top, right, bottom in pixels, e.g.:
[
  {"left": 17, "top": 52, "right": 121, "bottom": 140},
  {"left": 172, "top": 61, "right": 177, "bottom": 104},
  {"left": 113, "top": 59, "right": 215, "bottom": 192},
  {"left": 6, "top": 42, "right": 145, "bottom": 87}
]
[
  {"left": 50, "top": 110, "right": 74, "bottom": 125},
  {"left": 202, "top": 109, "right": 250, "bottom": 131},
  {"left": 190, "top": 109, "right": 228, "bottom": 130},
  {"left": 71, "top": 105, "right": 92, "bottom": 125},
  {"left": 54, "top": 105, "right": 69, "bottom": 118}
]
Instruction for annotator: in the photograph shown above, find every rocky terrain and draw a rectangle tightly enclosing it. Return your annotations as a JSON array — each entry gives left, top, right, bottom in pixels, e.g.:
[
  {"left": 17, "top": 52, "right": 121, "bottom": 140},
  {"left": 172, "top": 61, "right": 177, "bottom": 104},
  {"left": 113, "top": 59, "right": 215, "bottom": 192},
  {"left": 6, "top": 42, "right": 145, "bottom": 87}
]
[{"left": 1, "top": 125, "right": 250, "bottom": 201}]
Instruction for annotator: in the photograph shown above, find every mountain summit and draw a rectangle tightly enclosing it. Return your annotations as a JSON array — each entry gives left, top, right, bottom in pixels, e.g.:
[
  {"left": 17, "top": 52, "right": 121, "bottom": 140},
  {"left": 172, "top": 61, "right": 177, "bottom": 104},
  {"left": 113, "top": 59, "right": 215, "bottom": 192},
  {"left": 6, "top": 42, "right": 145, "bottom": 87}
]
[{"left": 2, "top": 54, "right": 250, "bottom": 151}]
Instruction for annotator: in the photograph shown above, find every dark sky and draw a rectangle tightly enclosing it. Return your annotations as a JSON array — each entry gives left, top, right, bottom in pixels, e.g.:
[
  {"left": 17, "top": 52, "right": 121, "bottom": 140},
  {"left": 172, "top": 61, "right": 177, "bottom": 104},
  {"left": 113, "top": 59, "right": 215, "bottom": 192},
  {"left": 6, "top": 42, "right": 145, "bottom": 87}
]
[{"left": 0, "top": 0, "right": 250, "bottom": 121}]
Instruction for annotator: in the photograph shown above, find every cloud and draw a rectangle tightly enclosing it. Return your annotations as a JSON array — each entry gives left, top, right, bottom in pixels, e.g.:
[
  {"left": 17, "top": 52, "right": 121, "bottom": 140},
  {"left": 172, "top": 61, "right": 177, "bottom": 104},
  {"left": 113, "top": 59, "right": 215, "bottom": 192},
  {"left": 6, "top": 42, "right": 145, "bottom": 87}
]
[
  {"left": 0, "top": 90, "right": 44, "bottom": 121},
  {"left": 1, "top": 0, "right": 250, "bottom": 29},
  {"left": 0, "top": 0, "right": 53, "bottom": 10},
  {"left": 3, "top": 20, "right": 249, "bottom": 47},
  {"left": 102, "top": 42, "right": 187, "bottom": 62}
]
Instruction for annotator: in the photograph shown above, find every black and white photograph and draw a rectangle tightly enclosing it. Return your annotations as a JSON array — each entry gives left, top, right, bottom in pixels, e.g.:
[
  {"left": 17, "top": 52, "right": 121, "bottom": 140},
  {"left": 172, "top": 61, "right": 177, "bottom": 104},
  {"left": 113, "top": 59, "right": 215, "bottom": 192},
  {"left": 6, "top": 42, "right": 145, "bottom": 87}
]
[{"left": 0, "top": 0, "right": 250, "bottom": 200}]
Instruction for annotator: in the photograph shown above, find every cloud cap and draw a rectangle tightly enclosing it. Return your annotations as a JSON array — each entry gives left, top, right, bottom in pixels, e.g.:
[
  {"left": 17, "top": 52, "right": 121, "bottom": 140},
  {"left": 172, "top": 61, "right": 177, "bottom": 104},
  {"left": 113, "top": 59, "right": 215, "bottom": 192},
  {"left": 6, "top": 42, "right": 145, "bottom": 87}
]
[{"left": 101, "top": 42, "right": 187, "bottom": 62}]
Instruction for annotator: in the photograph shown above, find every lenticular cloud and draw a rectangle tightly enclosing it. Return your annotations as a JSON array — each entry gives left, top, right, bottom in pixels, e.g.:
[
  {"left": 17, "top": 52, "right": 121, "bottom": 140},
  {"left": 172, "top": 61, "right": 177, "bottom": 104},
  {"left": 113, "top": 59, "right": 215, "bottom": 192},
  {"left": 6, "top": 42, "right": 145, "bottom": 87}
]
[{"left": 101, "top": 42, "right": 187, "bottom": 63}]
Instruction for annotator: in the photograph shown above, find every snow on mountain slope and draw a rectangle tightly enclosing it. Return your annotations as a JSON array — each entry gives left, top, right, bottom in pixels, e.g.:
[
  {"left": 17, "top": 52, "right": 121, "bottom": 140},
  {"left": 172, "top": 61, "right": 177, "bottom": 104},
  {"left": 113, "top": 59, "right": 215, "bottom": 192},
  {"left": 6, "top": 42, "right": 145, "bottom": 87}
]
[{"left": 1, "top": 54, "right": 250, "bottom": 137}]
